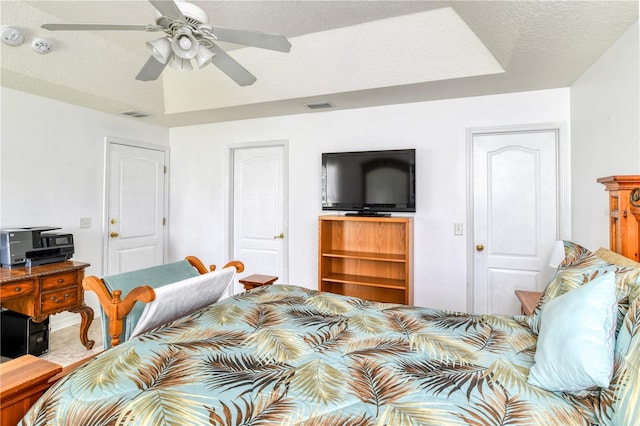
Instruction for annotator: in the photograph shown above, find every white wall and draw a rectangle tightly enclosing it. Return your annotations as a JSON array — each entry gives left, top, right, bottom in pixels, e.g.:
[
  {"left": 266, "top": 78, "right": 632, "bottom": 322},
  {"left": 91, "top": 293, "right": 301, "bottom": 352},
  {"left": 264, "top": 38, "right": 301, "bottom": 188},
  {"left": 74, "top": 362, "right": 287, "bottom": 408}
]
[
  {"left": 570, "top": 21, "right": 639, "bottom": 250},
  {"left": 169, "top": 88, "right": 570, "bottom": 311},
  {"left": 1, "top": 18, "right": 633, "bottom": 330},
  {"left": 0, "top": 88, "right": 169, "bottom": 330}
]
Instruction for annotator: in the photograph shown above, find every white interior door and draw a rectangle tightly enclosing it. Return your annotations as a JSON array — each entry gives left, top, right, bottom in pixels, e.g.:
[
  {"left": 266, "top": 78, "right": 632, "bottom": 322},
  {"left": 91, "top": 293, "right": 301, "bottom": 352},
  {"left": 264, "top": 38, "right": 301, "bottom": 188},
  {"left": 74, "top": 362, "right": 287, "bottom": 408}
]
[
  {"left": 107, "top": 142, "right": 166, "bottom": 275},
  {"left": 232, "top": 144, "right": 287, "bottom": 293},
  {"left": 471, "top": 129, "right": 559, "bottom": 315}
]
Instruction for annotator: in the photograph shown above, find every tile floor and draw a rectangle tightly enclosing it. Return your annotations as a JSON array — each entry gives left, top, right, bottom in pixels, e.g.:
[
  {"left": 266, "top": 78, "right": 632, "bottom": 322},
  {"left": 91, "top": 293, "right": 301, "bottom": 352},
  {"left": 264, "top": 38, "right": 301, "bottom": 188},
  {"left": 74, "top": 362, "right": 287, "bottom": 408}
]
[{"left": 41, "top": 318, "right": 104, "bottom": 366}]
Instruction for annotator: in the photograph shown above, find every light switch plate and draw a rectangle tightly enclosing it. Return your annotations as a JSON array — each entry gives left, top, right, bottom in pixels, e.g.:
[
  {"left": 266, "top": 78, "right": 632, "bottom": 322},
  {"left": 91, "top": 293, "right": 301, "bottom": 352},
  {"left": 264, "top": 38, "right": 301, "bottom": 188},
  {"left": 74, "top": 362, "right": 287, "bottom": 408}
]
[
  {"left": 79, "top": 217, "right": 91, "bottom": 229},
  {"left": 454, "top": 223, "right": 463, "bottom": 236}
]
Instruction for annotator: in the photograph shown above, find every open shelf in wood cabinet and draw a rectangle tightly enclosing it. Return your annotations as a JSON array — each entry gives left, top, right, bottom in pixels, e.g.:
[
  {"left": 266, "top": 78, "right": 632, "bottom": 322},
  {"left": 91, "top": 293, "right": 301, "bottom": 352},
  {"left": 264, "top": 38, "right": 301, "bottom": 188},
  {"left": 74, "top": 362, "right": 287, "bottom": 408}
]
[
  {"left": 321, "top": 250, "right": 406, "bottom": 262},
  {"left": 321, "top": 273, "right": 407, "bottom": 290},
  {"left": 318, "top": 215, "right": 413, "bottom": 304}
]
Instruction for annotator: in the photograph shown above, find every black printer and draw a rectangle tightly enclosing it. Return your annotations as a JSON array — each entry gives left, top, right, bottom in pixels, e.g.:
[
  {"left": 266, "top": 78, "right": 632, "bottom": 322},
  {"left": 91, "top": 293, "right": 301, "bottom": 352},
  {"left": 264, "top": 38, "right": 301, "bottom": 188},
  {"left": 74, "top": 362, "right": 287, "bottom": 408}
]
[{"left": 0, "top": 227, "right": 74, "bottom": 267}]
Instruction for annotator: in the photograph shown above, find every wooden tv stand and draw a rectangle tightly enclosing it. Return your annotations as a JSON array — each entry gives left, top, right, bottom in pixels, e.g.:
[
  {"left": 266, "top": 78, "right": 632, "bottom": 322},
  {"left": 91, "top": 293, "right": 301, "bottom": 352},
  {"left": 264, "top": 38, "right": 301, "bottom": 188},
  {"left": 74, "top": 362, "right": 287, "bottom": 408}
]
[{"left": 318, "top": 215, "right": 413, "bottom": 304}]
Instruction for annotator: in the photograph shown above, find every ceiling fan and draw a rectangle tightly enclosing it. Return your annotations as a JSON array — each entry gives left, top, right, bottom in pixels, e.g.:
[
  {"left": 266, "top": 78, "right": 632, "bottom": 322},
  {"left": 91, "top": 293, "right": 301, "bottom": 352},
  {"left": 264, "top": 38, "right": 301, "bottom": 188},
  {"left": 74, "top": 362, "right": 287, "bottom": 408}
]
[{"left": 41, "top": 0, "right": 291, "bottom": 86}]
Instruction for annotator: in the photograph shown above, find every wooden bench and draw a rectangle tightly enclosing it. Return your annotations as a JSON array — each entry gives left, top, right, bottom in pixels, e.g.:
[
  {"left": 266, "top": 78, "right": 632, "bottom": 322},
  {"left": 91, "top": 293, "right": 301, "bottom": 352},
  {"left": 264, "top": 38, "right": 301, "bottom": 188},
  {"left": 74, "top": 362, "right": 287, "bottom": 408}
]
[{"left": 82, "top": 256, "right": 243, "bottom": 348}]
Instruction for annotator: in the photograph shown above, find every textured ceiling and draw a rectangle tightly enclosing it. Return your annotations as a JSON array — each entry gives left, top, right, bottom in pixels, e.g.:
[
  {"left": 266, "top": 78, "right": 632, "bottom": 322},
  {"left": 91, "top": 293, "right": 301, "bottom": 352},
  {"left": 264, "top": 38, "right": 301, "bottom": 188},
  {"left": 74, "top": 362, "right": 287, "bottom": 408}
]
[{"left": 1, "top": 1, "right": 638, "bottom": 127}]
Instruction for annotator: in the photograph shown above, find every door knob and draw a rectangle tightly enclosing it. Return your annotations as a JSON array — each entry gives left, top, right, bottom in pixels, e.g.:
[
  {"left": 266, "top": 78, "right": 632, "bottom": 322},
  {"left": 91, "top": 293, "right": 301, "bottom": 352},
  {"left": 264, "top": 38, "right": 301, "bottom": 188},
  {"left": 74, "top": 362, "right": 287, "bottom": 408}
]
[
  {"left": 476, "top": 244, "right": 485, "bottom": 252},
  {"left": 110, "top": 232, "right": 119, "bottom": 238},
  {"left": 273, "top": 233, "right": 285, "bottom": 239}
]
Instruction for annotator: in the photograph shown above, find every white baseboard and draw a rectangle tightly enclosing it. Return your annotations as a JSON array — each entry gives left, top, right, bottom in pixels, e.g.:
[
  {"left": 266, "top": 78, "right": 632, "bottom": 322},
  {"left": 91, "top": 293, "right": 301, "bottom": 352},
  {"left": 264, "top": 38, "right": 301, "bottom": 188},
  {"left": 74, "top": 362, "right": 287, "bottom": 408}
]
[{"left": 49, "top": 312, "right": 81, "bottom": 332}]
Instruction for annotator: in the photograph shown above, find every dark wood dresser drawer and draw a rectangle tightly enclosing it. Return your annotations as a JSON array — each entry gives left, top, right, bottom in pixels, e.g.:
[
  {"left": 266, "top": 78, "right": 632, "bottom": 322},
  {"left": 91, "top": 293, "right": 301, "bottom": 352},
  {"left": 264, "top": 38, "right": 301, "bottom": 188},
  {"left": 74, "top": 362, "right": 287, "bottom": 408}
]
[
  {"left": 0, "top": 280, "right": 35, "bottom": 299},
  {"left": 41, "top": 288, "right": 78, "bottom": 313},
  {"left": 41, "top": 272, "right": 77, "bottom": 291}
]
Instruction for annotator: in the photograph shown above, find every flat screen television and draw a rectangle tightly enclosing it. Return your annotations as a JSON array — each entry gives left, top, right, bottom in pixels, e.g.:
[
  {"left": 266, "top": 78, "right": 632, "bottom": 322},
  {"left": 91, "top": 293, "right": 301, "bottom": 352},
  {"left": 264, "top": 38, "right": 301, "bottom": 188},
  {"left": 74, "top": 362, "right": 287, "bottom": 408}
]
[{"left": 322, "top": 148, "right": 416, "bottom": 215}]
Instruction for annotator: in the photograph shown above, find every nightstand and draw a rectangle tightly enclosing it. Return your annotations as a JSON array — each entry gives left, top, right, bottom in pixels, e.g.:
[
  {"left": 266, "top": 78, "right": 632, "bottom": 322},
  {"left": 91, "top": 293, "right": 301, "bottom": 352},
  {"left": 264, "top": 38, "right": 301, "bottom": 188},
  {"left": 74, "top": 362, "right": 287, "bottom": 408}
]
[
  {"left": 239, "top": 274, "right": 278, "bottom": 291},
  {"left": 514, "top": 290, "right": 543, "bottom": 316}
]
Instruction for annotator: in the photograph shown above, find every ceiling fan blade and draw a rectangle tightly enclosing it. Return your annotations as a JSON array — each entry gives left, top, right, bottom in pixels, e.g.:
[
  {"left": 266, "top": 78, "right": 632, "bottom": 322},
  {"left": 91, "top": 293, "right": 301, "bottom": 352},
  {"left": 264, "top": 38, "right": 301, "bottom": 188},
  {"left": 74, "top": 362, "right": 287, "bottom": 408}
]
[
  {"left": 136, "top": 55, "right": 169, "bottom": 81},
  {"left": 209, "top": 27, "right": 291, "bottom": 52},
  {"left": 149, "top": 0, "right": 186, "bottom": 21},
  {"left": 207, "top": 45, "right": 257, "bottom": 86},
  {"left": 41, "top": 23, "right": 161, "bottom": 31}
]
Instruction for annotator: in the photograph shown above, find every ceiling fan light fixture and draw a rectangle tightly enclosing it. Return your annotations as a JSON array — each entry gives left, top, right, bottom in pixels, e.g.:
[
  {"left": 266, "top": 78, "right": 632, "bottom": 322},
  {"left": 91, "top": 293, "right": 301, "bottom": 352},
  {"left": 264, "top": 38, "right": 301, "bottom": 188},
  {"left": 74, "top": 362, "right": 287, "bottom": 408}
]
[
  {"left": 195, "top": 46, "right": 214, "bottom": 68},
  {"left": 39, "top": 0, "right": 292, "bottom": 84},
  {"left": 171, "top": 27, "right": 198, "bottom": 59},
  {"left": 170, "top": 57, "right": 193, "bottom": 72},
  {"left": 146, "top": 37, "right": 172, "bottom": 64},
  {"left": 179, "top": 36, "right": 192, "bottom": 50}
]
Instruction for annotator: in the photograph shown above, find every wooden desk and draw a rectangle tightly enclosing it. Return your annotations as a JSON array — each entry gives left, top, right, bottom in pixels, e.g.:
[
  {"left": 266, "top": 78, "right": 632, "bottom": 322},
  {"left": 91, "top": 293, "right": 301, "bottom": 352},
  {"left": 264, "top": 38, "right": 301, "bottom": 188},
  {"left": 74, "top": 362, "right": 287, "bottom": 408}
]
[
  {"left": 1, "top": 261, "right": 94, "bottom": 350},
  {"left": 514, "top": 290, "right": 543, "bottom": 316},
  {"left": 239, "top": 274, "right": 278, "bottom": 291},
  {"left": 0, "top": 355, "right": 62, "bottom": 426}
]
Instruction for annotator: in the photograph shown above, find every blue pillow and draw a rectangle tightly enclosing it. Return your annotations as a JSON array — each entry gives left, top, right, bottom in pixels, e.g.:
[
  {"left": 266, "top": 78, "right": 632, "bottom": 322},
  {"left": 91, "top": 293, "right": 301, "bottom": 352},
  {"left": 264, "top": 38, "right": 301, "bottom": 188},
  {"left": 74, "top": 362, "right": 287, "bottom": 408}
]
[{"left": 527, "top": 272, "right": 617, "bottom": 393}]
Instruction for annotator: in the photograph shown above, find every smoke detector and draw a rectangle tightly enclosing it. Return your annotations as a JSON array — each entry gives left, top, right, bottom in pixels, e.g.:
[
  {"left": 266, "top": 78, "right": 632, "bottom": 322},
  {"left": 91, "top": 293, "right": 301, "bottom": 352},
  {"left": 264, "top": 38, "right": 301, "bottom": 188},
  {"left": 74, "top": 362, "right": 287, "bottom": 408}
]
[
  {"left": 32, "top": 38, "right": 53, "bottom": 54},
  {"left": 1, "top": 27, "right": 24, "bottom": 46}
]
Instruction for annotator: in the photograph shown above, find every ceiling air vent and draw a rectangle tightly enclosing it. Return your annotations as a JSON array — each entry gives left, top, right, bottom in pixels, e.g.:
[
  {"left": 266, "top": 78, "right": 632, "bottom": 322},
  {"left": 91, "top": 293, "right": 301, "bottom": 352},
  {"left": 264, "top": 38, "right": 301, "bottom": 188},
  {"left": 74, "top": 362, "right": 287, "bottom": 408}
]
[
  {"left": 120, "top": 110, "right": 152, "bottom": 118},
  {"left": 305, "top": 101, "right": 333, "bottom": 110}
]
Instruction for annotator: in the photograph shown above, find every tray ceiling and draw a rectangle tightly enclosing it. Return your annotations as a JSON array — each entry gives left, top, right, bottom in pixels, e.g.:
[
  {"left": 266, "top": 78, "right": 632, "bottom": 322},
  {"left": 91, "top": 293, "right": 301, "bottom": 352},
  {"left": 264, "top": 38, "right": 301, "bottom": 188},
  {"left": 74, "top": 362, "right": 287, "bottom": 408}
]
[{"left": 1, "top": 1, "right": 637, "bottom": 127}]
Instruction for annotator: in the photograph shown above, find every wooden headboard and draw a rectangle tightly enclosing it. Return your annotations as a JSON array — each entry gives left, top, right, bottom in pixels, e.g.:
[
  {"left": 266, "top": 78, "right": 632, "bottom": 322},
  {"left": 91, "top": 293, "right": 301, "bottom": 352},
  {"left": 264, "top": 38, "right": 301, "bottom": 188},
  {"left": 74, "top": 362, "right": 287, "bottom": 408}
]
[{"left": 598, "top": 175, "right": 640, "bottom": 261}]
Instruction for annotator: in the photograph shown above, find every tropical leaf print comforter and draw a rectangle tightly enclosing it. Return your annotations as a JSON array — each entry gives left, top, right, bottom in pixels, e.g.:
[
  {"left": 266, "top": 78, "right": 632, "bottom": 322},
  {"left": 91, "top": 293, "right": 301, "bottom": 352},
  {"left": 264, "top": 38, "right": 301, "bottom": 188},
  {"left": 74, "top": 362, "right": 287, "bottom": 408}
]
[{"left": 21, "top": 285, "right": 607, "bottom": 425}]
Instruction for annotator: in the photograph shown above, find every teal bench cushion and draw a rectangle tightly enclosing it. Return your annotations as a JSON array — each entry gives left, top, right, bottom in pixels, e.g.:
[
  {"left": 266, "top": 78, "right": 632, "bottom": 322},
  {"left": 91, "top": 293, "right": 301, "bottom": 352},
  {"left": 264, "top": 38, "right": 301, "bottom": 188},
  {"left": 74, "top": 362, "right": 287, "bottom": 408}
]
[{"left": 100, "top": 260, "right": 201, "bottom": 348}]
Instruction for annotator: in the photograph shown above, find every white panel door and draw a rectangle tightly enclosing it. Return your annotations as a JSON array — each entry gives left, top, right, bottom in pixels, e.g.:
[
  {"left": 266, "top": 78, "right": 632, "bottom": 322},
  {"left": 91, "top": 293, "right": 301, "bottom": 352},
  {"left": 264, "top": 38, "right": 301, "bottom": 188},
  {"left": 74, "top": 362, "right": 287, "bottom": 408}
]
[
  {"left": 472, "top": 129, "right": 558, "bottom": 315},
  {"left": 232, "top": 145, "right": 287, "bottom": 293},
  {"left": 107, "top": 143, "right": 166, "bottom": 275}
]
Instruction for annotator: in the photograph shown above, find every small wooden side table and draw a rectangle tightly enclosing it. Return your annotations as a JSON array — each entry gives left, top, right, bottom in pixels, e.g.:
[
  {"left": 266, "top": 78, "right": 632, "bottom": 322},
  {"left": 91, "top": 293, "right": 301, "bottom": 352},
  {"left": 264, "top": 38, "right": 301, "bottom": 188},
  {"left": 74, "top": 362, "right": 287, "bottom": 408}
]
[
  {"left": 239, "top": 274, "right": 278, "bottom": 291},
  {"left": 514, "top": 290, "right": 543, "bottom": 316},
  {"left": 0, "top": 355, "right": 62, "bottom": 425}
]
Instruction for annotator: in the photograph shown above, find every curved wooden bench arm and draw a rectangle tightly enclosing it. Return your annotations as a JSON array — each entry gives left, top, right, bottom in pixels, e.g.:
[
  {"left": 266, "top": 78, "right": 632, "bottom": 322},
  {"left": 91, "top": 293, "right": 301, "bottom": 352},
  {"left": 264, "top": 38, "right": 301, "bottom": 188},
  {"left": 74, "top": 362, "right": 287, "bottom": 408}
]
[
  {"left": 185, "top": 256, "right": 214, "bottom": 274},
  {"left": 184, "top": 256, "right": 245, "bottom": 274},
  {"left": 82, "top": 276, "right": 155, "bottom": 347},
  {"left": 82, "top": 256, "right": 244, "bottom": 347},
  {"left": 223, "top": 260, "right": 245, "bottom": 273}
]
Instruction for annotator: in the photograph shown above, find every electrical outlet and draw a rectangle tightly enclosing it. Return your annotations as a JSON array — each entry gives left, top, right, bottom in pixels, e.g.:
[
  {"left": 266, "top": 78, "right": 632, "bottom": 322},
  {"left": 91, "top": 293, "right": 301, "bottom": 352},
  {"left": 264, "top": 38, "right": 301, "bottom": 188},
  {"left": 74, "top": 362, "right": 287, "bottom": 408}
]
[
  {"left": 454, "top": 223, "right": 463, "bottom": 236},
  {"left": 79, "top": 217, "right": 91, "bottom": 229}
]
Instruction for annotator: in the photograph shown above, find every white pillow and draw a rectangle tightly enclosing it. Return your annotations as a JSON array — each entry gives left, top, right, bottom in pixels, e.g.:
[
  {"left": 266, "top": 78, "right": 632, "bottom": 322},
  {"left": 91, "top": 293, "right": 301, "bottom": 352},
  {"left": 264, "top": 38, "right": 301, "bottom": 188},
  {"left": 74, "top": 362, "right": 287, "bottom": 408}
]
[{"left": 527, "top": 272, "right": 617, "bottom": 392}]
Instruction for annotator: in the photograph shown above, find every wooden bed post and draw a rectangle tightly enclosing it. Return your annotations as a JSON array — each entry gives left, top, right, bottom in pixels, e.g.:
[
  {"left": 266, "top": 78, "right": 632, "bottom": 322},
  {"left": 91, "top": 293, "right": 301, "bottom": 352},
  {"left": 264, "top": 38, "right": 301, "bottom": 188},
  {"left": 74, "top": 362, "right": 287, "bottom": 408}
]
[{"left": 82, "top": 276, "right": 155, "bottom": 348}]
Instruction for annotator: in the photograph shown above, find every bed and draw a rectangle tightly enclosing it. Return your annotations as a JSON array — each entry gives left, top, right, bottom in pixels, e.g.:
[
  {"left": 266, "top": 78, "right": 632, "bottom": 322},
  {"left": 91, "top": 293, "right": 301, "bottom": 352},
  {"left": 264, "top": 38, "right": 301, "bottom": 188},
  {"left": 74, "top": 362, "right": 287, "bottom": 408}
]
[{"left": 19, "top": 241, "right": 640, "bottom": 425}]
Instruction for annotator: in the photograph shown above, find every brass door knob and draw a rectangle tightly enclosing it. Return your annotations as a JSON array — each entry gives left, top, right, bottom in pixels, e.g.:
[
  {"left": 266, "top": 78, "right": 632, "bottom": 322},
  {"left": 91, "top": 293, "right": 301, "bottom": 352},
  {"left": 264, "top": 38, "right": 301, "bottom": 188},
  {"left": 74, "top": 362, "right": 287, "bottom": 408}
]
[
  {"left": 476, "top": 244, "right": 485, "bottom": 252},
  {"left": 273, "top": 233, "right": 285, "bottom": 239},
  {"left": 110, "top": 232, "right": 119, "bottom": 238}
]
